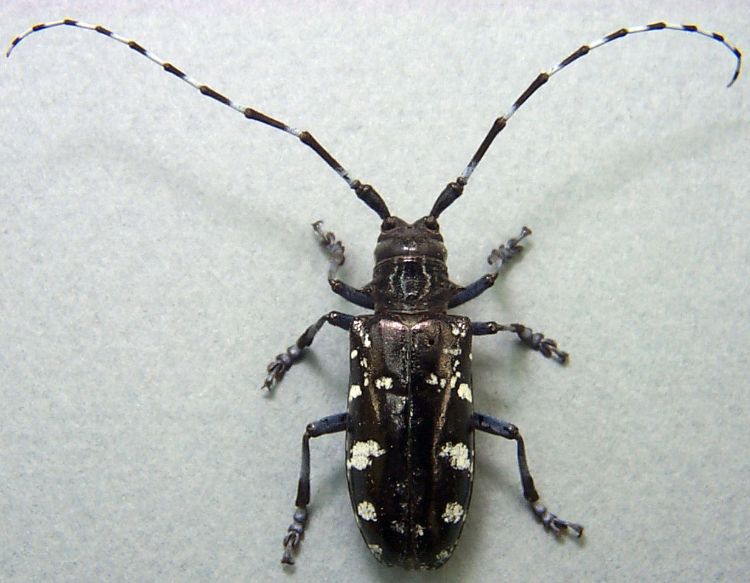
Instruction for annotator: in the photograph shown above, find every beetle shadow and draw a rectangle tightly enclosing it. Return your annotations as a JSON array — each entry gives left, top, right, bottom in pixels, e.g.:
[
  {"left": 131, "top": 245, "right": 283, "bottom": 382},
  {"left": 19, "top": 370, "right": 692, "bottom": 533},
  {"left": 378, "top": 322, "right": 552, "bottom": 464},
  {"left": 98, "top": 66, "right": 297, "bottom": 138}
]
[{"left": 470, "top": 341, "right": 544, "bottom": 416}]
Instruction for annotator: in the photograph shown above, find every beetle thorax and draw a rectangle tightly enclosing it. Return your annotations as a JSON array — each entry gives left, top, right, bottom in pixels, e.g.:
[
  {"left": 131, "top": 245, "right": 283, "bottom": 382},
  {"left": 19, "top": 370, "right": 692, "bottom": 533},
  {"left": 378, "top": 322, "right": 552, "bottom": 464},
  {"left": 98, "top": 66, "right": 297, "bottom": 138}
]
[{"left": 369, "top": 216, "right": 457, "bottom": 314}]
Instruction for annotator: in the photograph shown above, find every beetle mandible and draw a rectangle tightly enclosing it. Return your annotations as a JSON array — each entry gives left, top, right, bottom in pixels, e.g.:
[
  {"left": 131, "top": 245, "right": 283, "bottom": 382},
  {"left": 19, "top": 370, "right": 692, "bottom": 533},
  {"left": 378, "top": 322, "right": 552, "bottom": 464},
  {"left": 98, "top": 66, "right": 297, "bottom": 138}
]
[{"left": 6, "top": 19, "right": 742, "bottom": 570}]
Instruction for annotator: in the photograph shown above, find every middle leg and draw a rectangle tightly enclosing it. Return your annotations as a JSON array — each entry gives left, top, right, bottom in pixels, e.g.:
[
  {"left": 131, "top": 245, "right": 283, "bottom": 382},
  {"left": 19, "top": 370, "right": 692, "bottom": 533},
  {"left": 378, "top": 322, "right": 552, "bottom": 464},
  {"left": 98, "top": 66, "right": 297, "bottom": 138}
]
[
  {"left": 472, "top": 321, "right": 568, "bottom": 364},
  {"left": 263, "top": 311, "right": 353, "bottom": 390}
]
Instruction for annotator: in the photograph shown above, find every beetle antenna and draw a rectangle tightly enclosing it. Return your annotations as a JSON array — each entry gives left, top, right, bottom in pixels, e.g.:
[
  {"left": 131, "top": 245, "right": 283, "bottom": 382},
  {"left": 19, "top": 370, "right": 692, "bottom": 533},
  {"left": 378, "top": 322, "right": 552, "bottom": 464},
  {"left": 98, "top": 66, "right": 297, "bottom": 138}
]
[
  {"left": 6, "top": 19, "right": 392, "bottom": 220},
  {"left": 429, "top": 22, "right": 742, "bottom": 219}
]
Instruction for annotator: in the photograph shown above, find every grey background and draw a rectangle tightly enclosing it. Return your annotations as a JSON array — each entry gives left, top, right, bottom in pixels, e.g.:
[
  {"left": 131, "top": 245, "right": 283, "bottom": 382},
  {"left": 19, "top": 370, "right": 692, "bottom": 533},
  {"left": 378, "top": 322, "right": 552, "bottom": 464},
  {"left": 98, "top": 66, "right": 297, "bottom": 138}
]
[{"left": 1, "top": 1, "right": 748, "bottom": 582}]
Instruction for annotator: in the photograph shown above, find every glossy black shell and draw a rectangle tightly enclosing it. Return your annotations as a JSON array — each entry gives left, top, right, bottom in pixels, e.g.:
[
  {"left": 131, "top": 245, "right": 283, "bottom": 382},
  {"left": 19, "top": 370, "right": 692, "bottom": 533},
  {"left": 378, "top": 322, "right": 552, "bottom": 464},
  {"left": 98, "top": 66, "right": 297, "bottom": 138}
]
[{"left": 346, "top": 313, "right": 474, "bottom": 569}]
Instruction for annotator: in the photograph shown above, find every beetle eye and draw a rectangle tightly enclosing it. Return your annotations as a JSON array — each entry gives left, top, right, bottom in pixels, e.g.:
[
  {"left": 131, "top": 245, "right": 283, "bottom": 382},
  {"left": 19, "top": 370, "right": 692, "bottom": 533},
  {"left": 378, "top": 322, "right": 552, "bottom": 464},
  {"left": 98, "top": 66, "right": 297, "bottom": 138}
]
[
  {"left": 381, "top": 217, "right": 398, "bottom": 231},
  {"left": 424, "top": 216, "right": 439, "bottom": 231}
]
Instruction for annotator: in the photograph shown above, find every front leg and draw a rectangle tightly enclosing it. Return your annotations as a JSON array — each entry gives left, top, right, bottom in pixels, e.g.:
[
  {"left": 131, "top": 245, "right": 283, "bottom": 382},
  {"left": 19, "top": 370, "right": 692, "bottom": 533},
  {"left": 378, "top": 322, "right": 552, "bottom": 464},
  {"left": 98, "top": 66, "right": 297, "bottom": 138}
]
[
  {"left": 313, "top": 221, "right": 374, "bottom": 309},
  {"left": 449, "top": 226, "right": 531, "bottom": 308},
  {"left": 472, "top": 321, "right": 568, "bottom": 364},
  {"left": 471, "top": 412, "right": 583, "bottom": 538},
  {"left": 263, "top": 311, "right": 353, "bottom": 390}
]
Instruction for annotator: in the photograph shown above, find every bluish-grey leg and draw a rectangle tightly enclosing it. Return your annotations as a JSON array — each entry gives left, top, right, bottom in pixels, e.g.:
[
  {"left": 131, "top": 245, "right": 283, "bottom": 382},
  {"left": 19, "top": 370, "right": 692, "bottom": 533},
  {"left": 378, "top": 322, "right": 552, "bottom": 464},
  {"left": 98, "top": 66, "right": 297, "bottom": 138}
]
[
  {"left": 263, "top": 311, "right": 353, "bottom": 390},
  {"left": 282, "top": 413, "right": 349, "bottom": 565},
  {"left": 313, "top": 221, "right": 374, "bottom": 309},
  {"left": 472, "top": 412, "right": 583, "bottom": 538},
  {"left": 472, "top": 321, "right": 568, "bottom": 364},
  {"left": 449, "top": 226, "right": 531, "bottom": 308}
]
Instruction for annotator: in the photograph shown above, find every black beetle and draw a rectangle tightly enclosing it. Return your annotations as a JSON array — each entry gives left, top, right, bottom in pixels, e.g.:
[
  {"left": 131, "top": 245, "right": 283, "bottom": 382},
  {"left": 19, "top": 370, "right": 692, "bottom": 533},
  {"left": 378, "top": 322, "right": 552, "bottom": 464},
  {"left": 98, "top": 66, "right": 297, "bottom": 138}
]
[{"left": 6, "top": 19, "right": 741, "bottom": 570}]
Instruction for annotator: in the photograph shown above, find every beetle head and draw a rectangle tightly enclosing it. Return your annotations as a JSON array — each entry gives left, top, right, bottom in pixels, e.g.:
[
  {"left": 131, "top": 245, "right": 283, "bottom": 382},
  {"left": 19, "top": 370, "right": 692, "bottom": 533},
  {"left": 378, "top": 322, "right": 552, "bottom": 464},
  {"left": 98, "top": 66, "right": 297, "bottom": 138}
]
[{"left": 374, "top": 215, "right": 447, "bottom": 264}]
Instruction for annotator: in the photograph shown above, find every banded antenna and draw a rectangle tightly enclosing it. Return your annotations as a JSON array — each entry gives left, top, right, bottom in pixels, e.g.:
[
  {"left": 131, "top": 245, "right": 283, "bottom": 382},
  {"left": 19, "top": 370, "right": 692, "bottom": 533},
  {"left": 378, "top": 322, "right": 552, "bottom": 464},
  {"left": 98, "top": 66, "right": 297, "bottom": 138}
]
[
  {"left": 5, "top": 19, "right": 392, "bottom": 220},
  {"left": 429, "top": 22, "right": 742, "bottom": 219}
]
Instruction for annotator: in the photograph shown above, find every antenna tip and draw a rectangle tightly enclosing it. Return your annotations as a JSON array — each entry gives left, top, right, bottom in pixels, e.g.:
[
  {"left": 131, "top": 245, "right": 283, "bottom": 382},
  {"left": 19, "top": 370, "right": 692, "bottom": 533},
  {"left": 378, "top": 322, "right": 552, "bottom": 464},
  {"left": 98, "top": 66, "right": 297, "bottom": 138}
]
[
  {"left": 727, "top": 47, "right": 742, "bottom": 88},
  {"left": 5, "top": 41, "right": 18, "bottom": 58},
  {"left": 728, "top": 66, "right": 741, "bottom": 88}
]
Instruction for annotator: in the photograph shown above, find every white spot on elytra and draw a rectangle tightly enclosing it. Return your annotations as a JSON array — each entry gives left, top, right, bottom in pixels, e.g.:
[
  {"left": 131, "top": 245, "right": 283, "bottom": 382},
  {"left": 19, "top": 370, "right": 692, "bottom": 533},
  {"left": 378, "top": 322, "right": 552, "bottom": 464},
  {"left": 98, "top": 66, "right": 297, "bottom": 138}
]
[
  {"left": 414, "top": 524, "right": 425, "bottom": 537},
  {"left": 364, "top": 374, "right": 370, "bottom": 387},
  {"left": 368, "top": 544, "right": 383, "bottom": 560},
  {"left": 347, "top": 440, "right": 385, "bottom": 470},
  {"left": 375, "top": 376, "right": 393, "bottom": 390},
  {"left": 439, "top": 442, "right": 471, "bottom": 471},
  {"left": 436, "top": 548, "right": 452, "bottom": 562},
  {"left": 389, "top": 394, "right": 407, "bottom": 415},
  {"left": 391, "top": 520, "right": 406, "bottom": 534},
  {"left": 442, "top": 502, "right": 464, "bottom": 524},
  {"left": 426, "top": 373, "right": 439, "bottom": 385},
  {"left": 360, "top": 357, "right": 368, "bottom": 368},
  {"left": 443, "top": 347, "right": 461, "bottom": 356},
  {"left": 451, "top": 323, "right": 467, "bottom": 338},
  {"left": 469, "top": 352, "right": 473, "bottom": 360},
  {"left": 350, "top": 349, "right": 358, "bottom": 359},
  {"left": 439, "top": 378, "right": 447, "bottom": 389},
  {"left": 363, "top": 333, "right": 371, "bottom": 348},
  {"left": 457, "top": 383, "right": 472, "bottom": 402},
  {"left": 358, "top": 501, "right": 378, "bottom": 521},
  {"left": 348, "top": 384, "right": 362, "bottom": 401}
]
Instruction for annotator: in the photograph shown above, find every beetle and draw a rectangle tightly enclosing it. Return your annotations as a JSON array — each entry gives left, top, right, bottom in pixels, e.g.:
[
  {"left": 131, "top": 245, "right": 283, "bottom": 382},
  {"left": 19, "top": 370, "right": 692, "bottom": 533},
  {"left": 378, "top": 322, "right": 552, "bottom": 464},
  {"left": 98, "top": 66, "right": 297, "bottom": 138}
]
[{"left": 6, "top": 19, "right": 741, "bottom": 570}]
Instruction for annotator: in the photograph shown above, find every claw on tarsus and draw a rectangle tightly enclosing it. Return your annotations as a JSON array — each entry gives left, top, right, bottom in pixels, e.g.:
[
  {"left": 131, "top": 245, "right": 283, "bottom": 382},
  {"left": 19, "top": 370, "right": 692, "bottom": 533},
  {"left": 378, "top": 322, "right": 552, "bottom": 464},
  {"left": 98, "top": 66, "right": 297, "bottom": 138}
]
[
  {"left": 262, "top": 359, "right": 286, "bottom": 391},
  {"left": 531, "top": 502, "right": 584, "bottom": 538},
  {"left": 488, "top": 225, "right": 532, "bottom": 271},
  {"left": 281, "top": 507, "right": 308, "bottom": 565},
  {"left": 262, "top": 346, "right": 301, "bottom": 391},
  {"left": 312, "top": 220, "right": 345, "bottom": 280},
  {"left": 511, "top": 323, "right": 568, "bottom": 364},
  {"left": 281, "top": 531, "right": 300, "bottom": 565}
]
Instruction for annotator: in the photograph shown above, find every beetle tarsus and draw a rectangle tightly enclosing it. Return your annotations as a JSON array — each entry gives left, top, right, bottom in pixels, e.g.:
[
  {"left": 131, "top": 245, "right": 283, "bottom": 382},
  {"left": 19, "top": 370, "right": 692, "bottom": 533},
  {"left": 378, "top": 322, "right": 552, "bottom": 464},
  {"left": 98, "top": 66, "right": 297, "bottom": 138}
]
[
  {"left": 511, "top": 323, "right": 568, "bottom": 364},
  {"left": 471, "top": 321, "right": 568, "bottom": 364},
  {"left": 313, "top": 222, "right": 375, "bottom": 309},
  {"left": 487, "top": 225, "right": 532, "bottom": 272},
  {"left": 262, "top": 347, "right": 300, "bottom": 391},
  {"left": 312, "top": 220, "right": 345, "bottom": 280},
  {"left": 281, "top": 506, "right": 308, "bottom": 565},
  {"left": 531, "top": 502, "right": 584, "bottom": 538}
]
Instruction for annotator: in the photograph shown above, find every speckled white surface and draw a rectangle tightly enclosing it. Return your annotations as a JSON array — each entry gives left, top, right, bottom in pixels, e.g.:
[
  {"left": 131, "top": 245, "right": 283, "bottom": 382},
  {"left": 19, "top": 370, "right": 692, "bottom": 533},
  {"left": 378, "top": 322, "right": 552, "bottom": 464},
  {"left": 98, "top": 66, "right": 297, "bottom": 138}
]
[{"left": 1, "top": 2, "right": 748, "bottom": 582}]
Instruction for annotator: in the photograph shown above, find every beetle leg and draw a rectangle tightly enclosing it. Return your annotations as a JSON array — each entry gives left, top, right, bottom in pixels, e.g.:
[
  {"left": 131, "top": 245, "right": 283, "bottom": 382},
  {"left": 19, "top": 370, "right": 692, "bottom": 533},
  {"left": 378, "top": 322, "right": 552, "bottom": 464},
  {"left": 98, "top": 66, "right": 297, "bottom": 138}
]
[
  {"left": 448, "top": 226, "right": 531, "bottom": 308},
  {"left": 312, "top": 221, "right": 375, "bottom": 309},
  {"left": 471, "top": 412, "right": 583, "bottom": 538},
  {"left": 263, "top": 311, "right": 353, "bottom": 390},
  {"left": 328, "top": 279, "right": 375, "bottom": 309},
  {"left": 312, "top": 220, "right": 345, "bottom": 280},
  {"left": 472, "top": 321, "right": 568, "bottom": 364},
  {"left": 282, "top": 413, "right": 349, "bottom": 565}
]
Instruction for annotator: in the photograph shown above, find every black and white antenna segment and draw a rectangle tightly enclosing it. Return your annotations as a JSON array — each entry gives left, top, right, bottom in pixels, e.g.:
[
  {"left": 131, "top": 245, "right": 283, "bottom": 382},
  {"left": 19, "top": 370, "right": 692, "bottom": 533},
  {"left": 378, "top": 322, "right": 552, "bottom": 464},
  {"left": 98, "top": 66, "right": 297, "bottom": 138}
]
[{"left": 6, "top": 19, "right": 741, "bottom": 220}]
